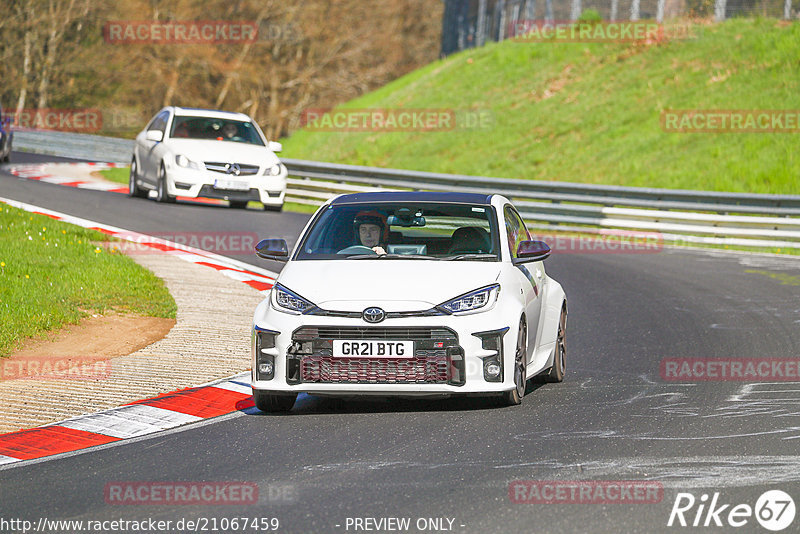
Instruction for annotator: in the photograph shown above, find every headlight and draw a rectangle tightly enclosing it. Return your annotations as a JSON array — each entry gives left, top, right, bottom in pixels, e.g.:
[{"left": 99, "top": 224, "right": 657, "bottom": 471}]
[
  {"left": 272, "top": 283, "right": 316, "bottom": 314},
  {"left": 175, "top": 154, "right": 199, "bottom": 169},
  {"left": 263, "top": 163, "right": 283, "bottom": 176},
  {"left": 437, "top": 284, "right": 500, "bottom": 315}
]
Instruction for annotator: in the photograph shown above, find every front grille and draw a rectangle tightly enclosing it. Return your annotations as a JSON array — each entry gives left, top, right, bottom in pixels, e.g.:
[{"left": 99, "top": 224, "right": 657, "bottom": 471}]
[
  {"left": 289, "top": 326, "right": 461, "bottom": 385},
  {"left": 198, "top": 185, "right": 260, "bottom": 202},
  {"left": 204, "top": 161, "right": 260, "bottom": 176},
  {"left": 293, "top": 327, "right": 455, "bottom": 341}
]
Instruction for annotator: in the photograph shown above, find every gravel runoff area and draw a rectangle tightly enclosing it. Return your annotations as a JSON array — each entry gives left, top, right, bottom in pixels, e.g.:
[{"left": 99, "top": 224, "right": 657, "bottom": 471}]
[{"left": 0, "top": 253, "right": 265, "bottom": 434}]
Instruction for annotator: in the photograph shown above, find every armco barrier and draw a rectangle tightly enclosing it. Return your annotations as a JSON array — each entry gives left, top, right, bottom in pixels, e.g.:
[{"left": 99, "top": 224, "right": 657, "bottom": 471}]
[{"left": 8, "top": 130, "right": 800, "bottom": 249}]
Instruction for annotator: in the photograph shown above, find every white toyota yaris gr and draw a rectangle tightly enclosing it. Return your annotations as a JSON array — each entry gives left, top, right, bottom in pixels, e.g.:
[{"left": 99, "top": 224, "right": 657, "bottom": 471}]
[
  {"left": 130, "top": 106, "right": 287, "bottom": 210},
  {"left": 251, "top": 191, "right": 567, "bottom": 411}
]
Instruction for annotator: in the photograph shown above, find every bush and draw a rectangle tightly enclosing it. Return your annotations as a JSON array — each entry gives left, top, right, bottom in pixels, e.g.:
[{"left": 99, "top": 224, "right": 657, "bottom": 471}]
[{"left": 578, "top": 9, "right": 603, "bottom": 23}]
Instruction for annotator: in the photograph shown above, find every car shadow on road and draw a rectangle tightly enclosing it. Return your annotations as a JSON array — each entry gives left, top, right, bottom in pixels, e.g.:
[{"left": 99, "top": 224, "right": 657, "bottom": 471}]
[{"left": 249, "top": 380, "right": 550, "bottom": 416}]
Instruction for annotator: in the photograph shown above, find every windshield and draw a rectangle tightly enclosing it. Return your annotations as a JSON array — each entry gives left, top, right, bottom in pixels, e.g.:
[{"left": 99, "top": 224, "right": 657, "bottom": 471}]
[
  {"left": 295, "top": 202, "right": 499, "bottom": 260},
  {"left": 169, "top": 116, "right": 265, "bottom": 146}
]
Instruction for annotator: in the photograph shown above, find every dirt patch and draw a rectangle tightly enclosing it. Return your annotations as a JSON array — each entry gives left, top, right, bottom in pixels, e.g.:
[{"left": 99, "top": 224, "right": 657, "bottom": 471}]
[{"left": 1, "top": 314, "right": 175, "bottom": 380}]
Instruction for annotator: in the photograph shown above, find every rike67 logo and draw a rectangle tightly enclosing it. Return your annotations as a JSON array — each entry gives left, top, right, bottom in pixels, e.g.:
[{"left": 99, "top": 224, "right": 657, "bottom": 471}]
[{"left": 668, "top": 490, "right": 795, "bottom": 531}]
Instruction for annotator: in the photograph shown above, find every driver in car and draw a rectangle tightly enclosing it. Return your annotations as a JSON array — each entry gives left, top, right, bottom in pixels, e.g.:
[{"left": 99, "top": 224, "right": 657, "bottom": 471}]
[{"left": 354, "top": 211, "right": 388, "bottom": 255}]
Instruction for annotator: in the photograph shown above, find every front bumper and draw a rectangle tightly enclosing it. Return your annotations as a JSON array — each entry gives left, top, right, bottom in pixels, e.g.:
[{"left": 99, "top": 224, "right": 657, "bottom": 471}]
[
  {"left": 251, "top": 300, "right": 520, "bottom": 397},
  {"left": 164, "top": 165, "right": 286, "bottom": 206}
]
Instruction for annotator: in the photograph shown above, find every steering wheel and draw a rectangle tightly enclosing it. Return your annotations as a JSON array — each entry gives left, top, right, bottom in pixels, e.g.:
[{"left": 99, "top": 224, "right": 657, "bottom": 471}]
[{"left": 337, "top": 245, "right": 377, "bottom": 255}]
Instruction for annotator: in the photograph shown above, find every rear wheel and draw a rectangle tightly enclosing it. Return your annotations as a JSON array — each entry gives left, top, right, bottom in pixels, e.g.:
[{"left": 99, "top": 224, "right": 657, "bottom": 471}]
[
  {"left": 544, "top": 306, "right": 567, "bottom": 383},
  {"left": 253, "top": 391, "right": 297, "bottom": 413},
  {"left": 128, "top": 158, "right": 147, "bottom": 198},
  {"left": 155, "top": 163, "right": 175, "bottom": 203},
  {"left": 501, "top": 318, "right": 527, "bottom": 406}
]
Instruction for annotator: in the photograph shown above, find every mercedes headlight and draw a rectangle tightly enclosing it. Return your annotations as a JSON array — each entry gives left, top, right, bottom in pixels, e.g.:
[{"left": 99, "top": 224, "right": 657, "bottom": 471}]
[
  {"left": 175, "top": 154, "right": 200, "bottom": 169},
  {"left": 437, "top": 284, "right": 500, "bottom": 315},
  {"left": 263, "top": 163, "right": 283, "bottom": 176},
  {"left": 272, "top": 283, "right": 316, "bottom": 314}
]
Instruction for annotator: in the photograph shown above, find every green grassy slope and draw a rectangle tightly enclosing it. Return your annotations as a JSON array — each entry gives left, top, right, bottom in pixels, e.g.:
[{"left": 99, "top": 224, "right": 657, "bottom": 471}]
[{"left": 281, "top": 19, "right": 800, "bottom": 194}]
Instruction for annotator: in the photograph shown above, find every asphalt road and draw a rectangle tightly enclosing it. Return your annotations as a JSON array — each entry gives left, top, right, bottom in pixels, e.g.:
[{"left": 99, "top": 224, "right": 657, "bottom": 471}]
[{"left": 2, "top": 151, "right": 800, "bottom": 533}]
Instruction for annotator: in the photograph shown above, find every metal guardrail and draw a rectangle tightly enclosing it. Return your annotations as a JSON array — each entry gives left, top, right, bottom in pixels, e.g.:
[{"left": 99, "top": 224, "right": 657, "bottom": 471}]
[
  {"left": 8, "top": 130, "right": 799, "bottom": 249},
  {"left": 282, "top": 159, "right": 800, "bottom": 249}
]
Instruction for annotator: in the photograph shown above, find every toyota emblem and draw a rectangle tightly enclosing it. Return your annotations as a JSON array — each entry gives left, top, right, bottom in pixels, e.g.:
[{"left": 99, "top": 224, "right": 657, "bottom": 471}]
[{"left": 362, "top": 307, "right": 385, "bottom": 323}]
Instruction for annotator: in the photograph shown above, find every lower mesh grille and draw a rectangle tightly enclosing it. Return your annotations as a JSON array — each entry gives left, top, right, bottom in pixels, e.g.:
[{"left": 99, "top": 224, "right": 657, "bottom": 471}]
[
  {"left": 300, "top": 354, "right": 450, "bottom": 384},
  {"left": 290, "top": 326, "right": 459, "bottom": 384}
]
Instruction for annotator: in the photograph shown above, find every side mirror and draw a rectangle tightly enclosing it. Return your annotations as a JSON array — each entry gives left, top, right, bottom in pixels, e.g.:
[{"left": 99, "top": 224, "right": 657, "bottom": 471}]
[
  {"left": 514, "top": 240, "right": 551, "bottom": 263},
  {"left": 146, "top": 130, "right": 164, "bottom": 142},
  {"left": 268, "top": 141, "right": 282, "bottom": 153},
  {"left": 255, "top": 238, "right": 289, "bottom": 262}
]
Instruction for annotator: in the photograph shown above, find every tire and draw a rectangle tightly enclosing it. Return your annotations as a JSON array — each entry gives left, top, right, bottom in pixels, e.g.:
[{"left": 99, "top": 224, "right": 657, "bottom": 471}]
[
  {"left": 501, "top": 318, "right": 528, "bottom": 406},
  {"left": 263, "top": 203, "right": 283, "bottom": 212},
  {"left": 544, "top": 305, "right": 567, "bottom": 383},
  {"left": 253, "top": 391, "right": 297, "bottom": 413},
  {"left": 229, "top": 200, "right": 248, "bottom": 209},
  {"left": 155, "top": 164, "right": 175, "bottom": 203},
  {"left": 128, "top": 158, "right": 147, "bottom": 198}
]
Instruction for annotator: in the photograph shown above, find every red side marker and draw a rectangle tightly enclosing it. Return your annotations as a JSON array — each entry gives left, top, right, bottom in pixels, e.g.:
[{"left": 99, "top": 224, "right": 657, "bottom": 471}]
[
  {"left": 130, "top": 386, "right": 254, "bottom": 418},
  {"left": 243, "top": 280, "right": 273, "bottom": 291},
  {"left": 0, "top": 426, "right": 120, "bottom": 461}
]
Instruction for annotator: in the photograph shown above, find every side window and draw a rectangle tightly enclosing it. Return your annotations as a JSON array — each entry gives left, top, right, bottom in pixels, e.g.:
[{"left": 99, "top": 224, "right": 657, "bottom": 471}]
[
  {"left": 147, "top": 111, "right": 169, "bottom": 133},
  {"left": 504, "top": 206, "right": 530, "bottom": 259}
]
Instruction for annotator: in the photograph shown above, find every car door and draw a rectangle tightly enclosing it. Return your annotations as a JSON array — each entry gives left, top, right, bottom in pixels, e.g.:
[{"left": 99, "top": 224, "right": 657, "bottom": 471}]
[
  {"left": 503, "top": 205, "right": 544, "bottom": 364},
  {"left": 138, "top": 110, "right": 170, "bottom": 183}
]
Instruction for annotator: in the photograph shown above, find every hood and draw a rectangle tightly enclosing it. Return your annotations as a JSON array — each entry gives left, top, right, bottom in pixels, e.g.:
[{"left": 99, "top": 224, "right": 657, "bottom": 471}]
[
  {"left": 277, "top": 260, "right": 501, "bottom": 312},
  {"left": 167, "top": 139, "right": 279, "bottom": 167}
]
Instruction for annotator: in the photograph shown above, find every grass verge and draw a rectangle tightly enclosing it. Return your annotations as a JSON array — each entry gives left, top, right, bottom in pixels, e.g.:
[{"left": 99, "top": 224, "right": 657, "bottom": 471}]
[
  {"left": 0, "top": 203, "right": 176, "bottom": 356},
  {"left": 280, "top": 18, "right": 800, "bottom": 195}
]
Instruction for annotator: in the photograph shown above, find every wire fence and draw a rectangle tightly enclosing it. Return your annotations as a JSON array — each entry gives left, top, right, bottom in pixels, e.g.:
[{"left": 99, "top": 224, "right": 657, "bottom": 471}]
[{"left": 441, "top": 0, "right": 797, "bottom": 55}]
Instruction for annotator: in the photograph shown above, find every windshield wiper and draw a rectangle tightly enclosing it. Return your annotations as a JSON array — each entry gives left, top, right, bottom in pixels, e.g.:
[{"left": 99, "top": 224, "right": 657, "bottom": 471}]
[
  {"left": 442, "top": 254, "right": 498, "bottom": 261},
  {"left": 345, "top": 254, "right": 437, "bottom": 260}
]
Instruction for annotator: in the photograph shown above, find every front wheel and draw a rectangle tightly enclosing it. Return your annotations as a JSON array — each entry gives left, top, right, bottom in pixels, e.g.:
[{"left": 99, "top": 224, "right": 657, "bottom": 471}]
[
  {"left": 253, "top": 391, "right": 297, "bottom": 413},
  {"left": 263, "top": 203, "right": 283, "bottom": 212},
  {"left": 229, "top": 200, "right": 248, "bottom": 209},
  {"left": 501, "top": 318, "right": 527, "bottom": 406},
  {"left": 155, "top": 164, "right": 176, "bottom": 203},
  {"left": 544, "top": 306, "right": 567, "bottom": 383},
  {"left": 128, "top": 158, "right": 147, "bottom": 198}
]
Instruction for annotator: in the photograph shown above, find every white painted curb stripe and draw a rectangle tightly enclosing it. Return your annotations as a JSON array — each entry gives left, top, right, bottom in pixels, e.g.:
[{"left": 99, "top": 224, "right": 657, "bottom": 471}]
[
  {"left": 211, "top": 381, "right": 253, "bottom": 396},
  {"left": 55, "top": 405, "right": 202, "bottom": 440}
]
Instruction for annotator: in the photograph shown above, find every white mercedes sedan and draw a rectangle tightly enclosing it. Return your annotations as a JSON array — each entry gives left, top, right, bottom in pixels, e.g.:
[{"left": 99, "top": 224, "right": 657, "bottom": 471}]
[
  {"left": 129, "top": 106, "right": 286, "bottom": 211},
  {"left": 251, "top": 191, "right": 567, "bottom": 411}
]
